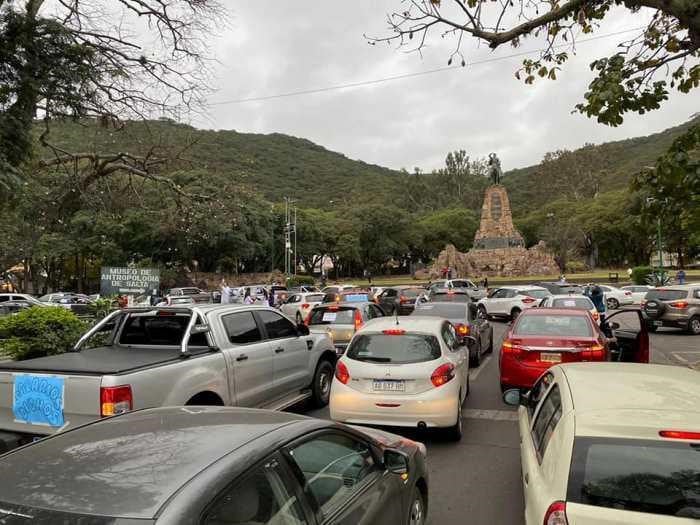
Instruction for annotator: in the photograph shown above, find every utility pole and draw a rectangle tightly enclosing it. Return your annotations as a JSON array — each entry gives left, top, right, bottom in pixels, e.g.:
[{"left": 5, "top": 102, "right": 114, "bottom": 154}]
[
  {"left": 283, "top": 197, "right": 296, "bottom": 278},
  {"left": 270, "top": 206, "right": 275, "bottom": 273},
  {"left": 657, "top": 216, "right": 663, "bottom": 270},
  {"left": 293, "top": 205, "right": 298, "bottom": 276}
]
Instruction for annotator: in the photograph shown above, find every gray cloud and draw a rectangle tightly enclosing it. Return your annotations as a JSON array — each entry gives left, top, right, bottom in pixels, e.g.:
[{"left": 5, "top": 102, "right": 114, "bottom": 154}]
[{"left": 194, "top": 1, "right": 698, "bottom": 173}]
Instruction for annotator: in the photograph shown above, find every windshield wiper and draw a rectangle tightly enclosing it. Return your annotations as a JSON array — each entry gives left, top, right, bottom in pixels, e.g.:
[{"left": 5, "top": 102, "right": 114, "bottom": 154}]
[{"left": 356, "top": 356, "right": 391, "bottom": 363}]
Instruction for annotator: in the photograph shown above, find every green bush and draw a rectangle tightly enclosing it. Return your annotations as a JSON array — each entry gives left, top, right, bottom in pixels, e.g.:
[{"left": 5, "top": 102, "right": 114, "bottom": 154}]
[
  {"left": 0, "top": 307, "right": 86, "bottom": 361},
  {"left": 631, "top": 266, "right": 653, "bottom": 285},
  {"left": 287, "top": 275, "right": 316, "bottom": 287}
]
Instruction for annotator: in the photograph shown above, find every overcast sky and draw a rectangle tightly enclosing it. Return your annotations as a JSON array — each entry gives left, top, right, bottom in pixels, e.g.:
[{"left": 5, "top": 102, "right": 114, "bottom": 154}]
[{"left": 193, "top": 2, "right": 697, "bottom": 173}]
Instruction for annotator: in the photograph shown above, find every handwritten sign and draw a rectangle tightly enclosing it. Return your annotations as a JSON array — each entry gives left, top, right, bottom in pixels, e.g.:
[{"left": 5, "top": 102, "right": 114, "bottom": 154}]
[
  {"left": 13, "top": 374, "right": 65, "bottom": 427},
  {"left": 100, "top": 267, "right": 160, "bottom": 296}
]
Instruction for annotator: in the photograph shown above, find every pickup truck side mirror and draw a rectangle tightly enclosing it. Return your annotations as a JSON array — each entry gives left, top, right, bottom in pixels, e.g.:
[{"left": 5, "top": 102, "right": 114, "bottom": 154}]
[{"left": 297, "top": 323, "right": 310, "bottom": 336}]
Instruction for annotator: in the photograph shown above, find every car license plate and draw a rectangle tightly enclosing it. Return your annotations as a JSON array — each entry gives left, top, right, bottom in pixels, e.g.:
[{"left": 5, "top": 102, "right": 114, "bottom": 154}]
[
  {"left": 653, "top": 320, "right": 663, "bottom": 326},
  {"left": 373, "top": 380, "right": 405, "bottom": 392},
  {"left": 540, "top": 352, "right": 562, "bottom": 363}
]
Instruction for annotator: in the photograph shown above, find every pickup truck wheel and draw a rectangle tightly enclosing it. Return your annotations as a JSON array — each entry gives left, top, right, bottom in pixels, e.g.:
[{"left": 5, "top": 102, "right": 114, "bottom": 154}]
[{"left": 312, "top": 360, "right": 334, "bottom": 407}]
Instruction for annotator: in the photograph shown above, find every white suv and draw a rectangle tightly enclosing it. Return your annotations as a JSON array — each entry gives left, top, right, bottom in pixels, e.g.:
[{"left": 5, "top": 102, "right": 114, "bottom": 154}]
[{"left": 477, "top": 285, "right": 550, "bottom": 320}]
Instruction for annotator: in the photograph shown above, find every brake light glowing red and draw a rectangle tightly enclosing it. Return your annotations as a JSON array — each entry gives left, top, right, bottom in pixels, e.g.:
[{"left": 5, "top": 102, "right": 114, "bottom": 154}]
[
  {"left": 543, "top": 501, "right": 568, "bottom": 525},
  {"left": 354, "top": 309, "right": 363, "bottom": 331},
  {"left": 580, "top": 344, "right": 606, "bottom": 361},
  {"left": 522, "top": 296, "right": 536, "bottom": 304},
  {"left": 670, "top": 301, "right": 689, "bottom": 309},
  {"left": 335, "top": 361, "right": 350, "bottom": 384},
  {"left": 659, "top": 430, "right": 700, "bottom": 440},
  {"left": 399, "top": 295, "right": 408, "bottom": 304},
  {"left": 100, "top": 385, "right": 133, "bottom": 417},
  {"left": 301, "top": 303, "right": 310, "bottom": 309},
  {"left": 327, "top": 305, "right": 339, "bottom": 311},
  {"left": 382, "top": 329, "right": 406, "bottom": 335},
  {"left": 455, "top": 323, "right": 470, "bottom": 336},
  {"left": 501, "top": 339, "right": 523, "bottom": 357},
  {"left": 431, "top": 363, "right": 455, "bottom": 387}
]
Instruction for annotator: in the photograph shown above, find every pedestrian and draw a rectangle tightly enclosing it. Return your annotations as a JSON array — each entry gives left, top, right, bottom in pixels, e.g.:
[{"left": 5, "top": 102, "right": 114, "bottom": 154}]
[
  {"left": 589, "top": 286, "right": 610, "bottom": 336},
  {"left": 117, "top": 295, "right": 128, "bottom": 308},
  {"left": 677, "top": 269, "right": 686, "bottom": 285},
  {"left": 220, "top": 279, "right": 231, "bottom": 304},
  {"left": 482, "top": 277, "right": 489, "bottom": 289},
  {"left": 627, "top": 267, "right": 633, "bottom": 280},
  {"left": 244, "top": 288, "right": 253, "bottom": 305},
  {"left": 268, "top": 288, "right": 276, "bottom": 307}
]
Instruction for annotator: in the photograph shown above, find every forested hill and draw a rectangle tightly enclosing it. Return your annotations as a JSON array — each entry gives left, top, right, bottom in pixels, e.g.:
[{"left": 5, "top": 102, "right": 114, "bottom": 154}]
[{"left": 39, "top": 115, "right": 698, "bottom": 211}]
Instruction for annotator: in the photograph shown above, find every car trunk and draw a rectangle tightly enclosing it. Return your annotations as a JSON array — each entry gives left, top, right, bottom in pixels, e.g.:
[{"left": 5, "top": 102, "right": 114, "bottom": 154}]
[
  {"left": 342, "top": 358, "right": 443, "bottom": 395},
  {"left": 509, "top": 336, "right": 606, "bottom": 365}
]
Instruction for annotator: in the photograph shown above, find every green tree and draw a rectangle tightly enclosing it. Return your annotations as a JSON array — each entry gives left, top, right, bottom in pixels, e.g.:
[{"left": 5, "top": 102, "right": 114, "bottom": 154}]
[
  {"left": 418, "top": 208, "right": 479, "bottom": 258},
  {"left": 373, "top": 1, "right": 699, "bottom": 126}
]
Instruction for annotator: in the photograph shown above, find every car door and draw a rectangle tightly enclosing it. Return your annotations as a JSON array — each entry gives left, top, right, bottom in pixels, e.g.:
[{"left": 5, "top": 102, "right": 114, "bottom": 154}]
[
  {"left": 606, "top": 309, "right": 649, "bottom": 363},
  {"left": 522, "top": 381, "right": 564, "bottom": 525},
  {"left": 487, "top": 288, "right": 509, "bottom": 315},
  {"left": 281, "top": 294, "right": 300, "bottom": 317},
  {"left": 469, "top": 303, "right": 489, "bottom": 352},
  {"left": 284, "top": 431, "right": 403, "bottom": 525},
  {"left": 379, "top": 289, "right": 398, "bottom": 314},
  {"left": 200, "top": 451, "right": 313, "bottom": 525},
  {"left": 257, "top": 309, "right": 309, "bottom": 397},
  {"left": 220, "top": 311, "right": 274, "bottom": 407}
]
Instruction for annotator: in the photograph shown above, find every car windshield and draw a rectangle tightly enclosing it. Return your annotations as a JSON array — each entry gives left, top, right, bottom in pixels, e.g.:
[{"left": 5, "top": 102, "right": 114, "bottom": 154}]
[
  {"left": 346, "top": 333, "right": 442, "bottom": 364},
  {"left": 514, "top": 314, "right": 592, "bottom": 337},
  {"left": 308, "top": 307, "right": 357, "bottom": 325},
  {"left": 646, "top": 289, "right": 687, "bottom": 302},
  {"left": 568, "top": 437, "right": 700, "bottom": 519},
  {"left": 413, "top": 303, "right": 466, "bottom": 319},
  {"left": 551, "top": 297, "right": 594, "bottom": 310},
  {"left": 521, "top": 289, "right": 550, "bottom": 299}
]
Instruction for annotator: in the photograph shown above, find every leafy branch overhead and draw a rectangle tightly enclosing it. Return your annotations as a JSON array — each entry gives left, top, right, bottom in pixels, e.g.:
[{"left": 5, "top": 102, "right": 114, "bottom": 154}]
[{"left": 371, "top": 0, "right": 700, "bottom": 126}]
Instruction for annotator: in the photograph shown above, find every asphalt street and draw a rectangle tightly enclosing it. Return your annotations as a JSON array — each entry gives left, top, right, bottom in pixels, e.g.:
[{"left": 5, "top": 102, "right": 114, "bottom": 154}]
[{"left": 295, "top": 317, "right": 699, "bottom": 525}]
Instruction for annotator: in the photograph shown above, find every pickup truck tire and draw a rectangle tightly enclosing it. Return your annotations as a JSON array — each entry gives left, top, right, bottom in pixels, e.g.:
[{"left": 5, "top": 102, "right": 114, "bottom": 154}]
[
  {"left": 311, "top": 359, "right": 334, "bottom": 407},
  {"left": 186, "top": 391, "right": 224, "bottom": 406}
]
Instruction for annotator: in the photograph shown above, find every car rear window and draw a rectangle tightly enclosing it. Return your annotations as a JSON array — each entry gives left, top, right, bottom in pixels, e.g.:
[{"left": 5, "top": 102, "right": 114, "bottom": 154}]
[
  {"left": 346, "top": 334, "right": 441, "bottom": 364},
  {"left": 567, "top": 437, "right": 700, "bottom": 519},
  {"left": 308, "top": 307, "right": 357, "bottom": 325},
  {"left": 305, "top": 294, "right": 324, "bottom": 303},
  {"left": 431, "top": 292, "right": 470, "bottom": 303},
  {"left": 646, "top": 289, "right": 688, "bottom": 302},
  {"left": 413, "top": 303, "right": 466, "bottom": 318},
  {"left": 514, "top": 314, "right": 592, "bottom": 337},
  {"left": 119, "top": 313, "right": 208, "bottom": 346},
  {"left": 551, "top": 298, "right": 594, "bottom": 310},
  {"left": 521, "top": 289, "right": 550, "bottom": 299}
]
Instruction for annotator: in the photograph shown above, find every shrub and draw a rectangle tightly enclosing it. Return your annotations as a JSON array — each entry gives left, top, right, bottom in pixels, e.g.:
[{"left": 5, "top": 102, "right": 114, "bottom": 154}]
[
  {"left": 631, "top": 266, "right": 653, "bottom": 285},
  {"left": 0, "top": 307, "right": 86, "bottom": 361},
  {"left": 287, "top": 275, "right": 316, "bottom": 287}
]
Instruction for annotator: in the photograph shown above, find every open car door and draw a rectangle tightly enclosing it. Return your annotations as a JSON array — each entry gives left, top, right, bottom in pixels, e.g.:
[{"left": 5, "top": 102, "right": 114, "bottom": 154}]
[{"left": 606, "top": 309, "right": 650, "bottom": 363}]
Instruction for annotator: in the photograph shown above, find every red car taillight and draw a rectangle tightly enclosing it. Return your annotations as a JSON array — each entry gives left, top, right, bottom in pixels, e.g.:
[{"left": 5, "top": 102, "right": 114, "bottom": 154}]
[
  {"left": 543, "top": 501, "right": 568, "bottom": 525},
  {"left": 431, "top": 363, "right": 455, "bottom": 387},
  {"left": 455, "top": 323, "right": 470, "bottom": 336},
  {"left": 659, "top": 430, "right": 700, "bottom": 440},
  {"left": 100, "top": 385, "right": 132, "bottom": 417},
  {"left": 301, "top": 303, "right": 310, "bottom": 309},
  {"left": 354, "top": 309, "right": 363, "bottom": 331},
  {"left": 335, "top": 361, "right": 350, "bottom": 384},
  {"left": 579, "top": 344, "right": 606, "bottom": 361},
  {"left": 501, "top": 339, "right": 523, "bottom": 358},
  {"left": 522, "top": 296, "right": 536, "bottom": 304},
  {"left": 670, "top": 301, "right": 689, "bottom": 309}
]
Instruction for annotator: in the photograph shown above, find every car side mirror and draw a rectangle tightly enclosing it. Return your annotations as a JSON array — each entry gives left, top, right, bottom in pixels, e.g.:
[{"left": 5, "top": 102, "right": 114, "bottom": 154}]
[
  {"left": 383, "top": 449, "right": 409, "bottom": 475},
  {"left": 502, "top": 389, "right": 521, "bottom": 406},
  {"left": 297, "top": 323, "right": 310, "bottom": 336}
]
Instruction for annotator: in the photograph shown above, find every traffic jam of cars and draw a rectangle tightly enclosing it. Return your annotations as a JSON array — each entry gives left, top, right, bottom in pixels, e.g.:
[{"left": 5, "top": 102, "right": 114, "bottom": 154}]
[{"left": 0, "top": 279, "right": 698, "bottom": 524}]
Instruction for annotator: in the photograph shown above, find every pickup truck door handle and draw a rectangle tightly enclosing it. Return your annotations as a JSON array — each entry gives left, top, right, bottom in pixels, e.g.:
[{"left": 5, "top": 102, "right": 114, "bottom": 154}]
[
  {"left": 274, "top": 347, "right": 285, "bottom": 354},
  {"left": 236, "top": 354, "right": 248, "bottom": 362}
]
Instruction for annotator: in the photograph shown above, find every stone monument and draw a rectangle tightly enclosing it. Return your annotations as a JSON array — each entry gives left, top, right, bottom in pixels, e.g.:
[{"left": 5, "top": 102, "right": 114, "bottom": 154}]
[{"left": 431, "top": 154, "right": 559, "bottom": 278}]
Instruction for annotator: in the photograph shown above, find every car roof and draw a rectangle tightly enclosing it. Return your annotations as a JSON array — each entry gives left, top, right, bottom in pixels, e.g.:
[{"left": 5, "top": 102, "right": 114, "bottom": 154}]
[
  {"left": 360, "top": 316, "right": 446, "bottom": 333},
  {"left": 559, "top": 363, "right": 700, "bottom": 439},
  {"left": 0, "top": 407, "right": 316, "bottom": 519},
  {"left": 521, "top": 307, "right": 589, "bottom": 316},
  {"left": 547, "top": 294, "right": 592, "bottom": 301},
  {"left": 499, "top": 285, "right": 548, "bottom": 291}
]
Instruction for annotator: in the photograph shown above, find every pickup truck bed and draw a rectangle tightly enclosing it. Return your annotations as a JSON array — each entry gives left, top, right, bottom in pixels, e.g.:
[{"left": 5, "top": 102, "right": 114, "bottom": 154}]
[{"left": 0, "top": 346, "right": 209, "bottom": 375}]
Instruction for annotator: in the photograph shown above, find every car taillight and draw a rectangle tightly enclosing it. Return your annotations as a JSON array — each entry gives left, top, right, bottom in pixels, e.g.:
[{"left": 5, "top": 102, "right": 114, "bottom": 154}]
[
  {"left": 100, "top": 385, "right": 133, "bottom": 417},
  {"left": 335, "top": 361, "right": 350, "bottom": 384},
  {"left": 301, "top": 303, "right": 310, "bottom": 309},
  {"left": 431, "top": 363, "right": 455, "bottom": 387},
  {"left": 455, "top": 323, "right": 470, "bottom": 336},
  {"left": 399, "top": 295, "right": 408, "bottom": 304},
  {"left": 354, "top": 309, "right": 363, "bottom": 331},
  {"left": 543, "top": 501, "right": 567, "bottom": 525},
  {"left": 303, "top": 311, "right": 313, "bottom": 326},
  {"left": 501, "top": 339, "right": 523, "bottom": 358},
  {"left": 592, "top": 311, "right": 599, "bottom": 322},
  {"left": 382, "top": 328, "right": 406, "bottom": 335},
  {"left": 580, "top": 344, "right": 606, "bottom": 361},
  {"left": 670, "top": 301, "right": 689, "bottom": 309},
  {"left": 659, "top": 430, "right": 700, "bottom": 440},
  {"left": 522, "top": 296, "right": 536, "bottom": 304}
]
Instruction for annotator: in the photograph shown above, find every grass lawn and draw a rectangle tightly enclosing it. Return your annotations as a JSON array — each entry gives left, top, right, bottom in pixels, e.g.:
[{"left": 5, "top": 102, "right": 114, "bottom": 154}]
[{"left": 365, "top": 269, "right": 700, "bottom": 287}]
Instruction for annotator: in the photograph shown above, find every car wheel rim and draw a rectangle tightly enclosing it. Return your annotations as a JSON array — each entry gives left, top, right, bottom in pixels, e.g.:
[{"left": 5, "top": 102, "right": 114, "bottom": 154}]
[
  {"left": 692, "top": 319, "right": 700, "bottom": 333},
  {"left": 319, "top": 368, "right": 331, "bottom": 399},
  {"left": 410, "top": 494, "right": 424, "bottom": 525}
]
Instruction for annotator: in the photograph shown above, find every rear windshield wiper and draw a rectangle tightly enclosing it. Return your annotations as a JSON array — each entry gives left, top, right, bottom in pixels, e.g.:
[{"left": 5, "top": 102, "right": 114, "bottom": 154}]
[{"left": 356, "top": 356, "right": 392, "bottom": 363}]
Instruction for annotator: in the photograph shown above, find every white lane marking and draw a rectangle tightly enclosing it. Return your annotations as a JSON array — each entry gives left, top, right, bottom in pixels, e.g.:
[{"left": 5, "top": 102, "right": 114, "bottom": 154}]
[
  {"left": 469, "top": 355, "right": 492, "bottom": 381},
  {"left": 463, "top": 409, "right": 518, "bottom": 422}
]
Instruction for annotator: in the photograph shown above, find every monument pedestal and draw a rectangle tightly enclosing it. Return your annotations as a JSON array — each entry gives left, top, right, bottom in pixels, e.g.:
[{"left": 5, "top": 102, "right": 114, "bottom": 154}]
[{"left": 431, "top": 184, "right": 559, "bottom": 278}]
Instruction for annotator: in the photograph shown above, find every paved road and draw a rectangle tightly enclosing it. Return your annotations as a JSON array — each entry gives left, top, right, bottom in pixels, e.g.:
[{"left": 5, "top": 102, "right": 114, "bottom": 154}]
[{"left": 294, "top": 317, "right": 698, "bottom": 525}]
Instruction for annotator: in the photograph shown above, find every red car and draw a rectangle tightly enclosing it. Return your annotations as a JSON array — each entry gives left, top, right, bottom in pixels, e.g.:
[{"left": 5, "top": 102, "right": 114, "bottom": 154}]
[{"left": 499, "top": 308, "right": 649, "bottom": 391}]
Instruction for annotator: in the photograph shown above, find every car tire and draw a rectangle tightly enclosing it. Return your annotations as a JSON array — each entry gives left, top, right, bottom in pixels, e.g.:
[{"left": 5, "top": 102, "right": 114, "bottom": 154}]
[
  {"left": 607, "top": 298, "right": 620, "bottom": 310},
  {"left": 407, "top": 486, "right": 426, "bottom": 525},
  {"left": 469, "top": 341, "right": 481, "bottom": 367},
  {"left": 465, "top": 373, "right": 470, "bottom": 398},
  {"left": 689, "top": 316, "right": 700, "bottom": 335},
  {"left": 510, "top": 308, "right": 521, "bottom": 321},
  {"left": 485, "top": 332, "right": 494, "bottom": 354},
  {"left": 445, "top": 394, "right": 463, "bottom": 441},
  {"left": 311, "top": 360, "right": 334, "bottom": 407}
]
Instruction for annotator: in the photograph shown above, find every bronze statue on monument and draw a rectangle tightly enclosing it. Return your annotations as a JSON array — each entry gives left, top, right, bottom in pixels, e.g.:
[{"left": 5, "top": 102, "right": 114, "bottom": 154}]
[{"left": 487, "top": 153, "right": 502, "bottom": 185}]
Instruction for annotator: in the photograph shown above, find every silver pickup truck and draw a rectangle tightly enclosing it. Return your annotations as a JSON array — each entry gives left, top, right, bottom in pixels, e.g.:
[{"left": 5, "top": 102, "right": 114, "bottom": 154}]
[{"left": 0, "top": 304, "right": 337, "bottom": 452}]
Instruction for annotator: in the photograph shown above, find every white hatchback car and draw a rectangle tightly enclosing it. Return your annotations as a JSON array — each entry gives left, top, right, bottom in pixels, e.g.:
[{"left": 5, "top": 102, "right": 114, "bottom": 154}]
[
  {"left": 477, "top": 285, "right": 550, "bottom": 320},
  {"left": 620, "top": 284, "right": 653, "bottom": 304},
  {"left": 538, "top": 294, "right": 599, "bottom": 323},
  {"left": 330, "top": 317, "right": 470, "bottom": 440},
  {"left": 504, "top": 362, "right": 700, "bottom": 525},
  {"left": 279, "top": 291, "right": 325, "bottom": 324}
]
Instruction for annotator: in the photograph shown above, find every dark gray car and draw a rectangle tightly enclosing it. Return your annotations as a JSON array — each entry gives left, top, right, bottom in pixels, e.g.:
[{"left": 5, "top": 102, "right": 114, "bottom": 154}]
[
  {"left": 0, "top": 407, "right": 429, "bottom": 525},
  {"left": 412, "top": 301, "right": 493, "bottom": 366}
]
